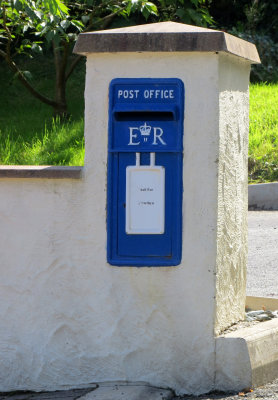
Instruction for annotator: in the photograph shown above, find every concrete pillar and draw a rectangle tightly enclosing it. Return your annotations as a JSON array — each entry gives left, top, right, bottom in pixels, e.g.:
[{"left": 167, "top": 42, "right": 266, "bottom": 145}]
[{"left": 74, "top": 22, "right": 259, "bottom": 395}]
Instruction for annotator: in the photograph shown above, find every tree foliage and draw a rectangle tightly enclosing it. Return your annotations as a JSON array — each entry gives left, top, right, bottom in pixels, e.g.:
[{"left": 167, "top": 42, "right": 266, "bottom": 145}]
[
  {"left": 209, "top": 0, "right": 278, "bottom": 39},
  {"left": 209, "top": 0, "right": 278, "bottom": 83},
  {"left": 0, "top": 0, "right": 214, "bottom": 117},
  {"left": 153, "top": 0, "right": 213, "bottom": 27},
  {"left": 0, "top": 0, "right": 158, "bottom": 116}
]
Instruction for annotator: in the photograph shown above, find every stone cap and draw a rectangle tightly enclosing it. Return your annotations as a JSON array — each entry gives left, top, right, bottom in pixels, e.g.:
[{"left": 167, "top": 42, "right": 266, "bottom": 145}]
[{"left": 74, "top": 21, "right": 260, "bottom": 64}]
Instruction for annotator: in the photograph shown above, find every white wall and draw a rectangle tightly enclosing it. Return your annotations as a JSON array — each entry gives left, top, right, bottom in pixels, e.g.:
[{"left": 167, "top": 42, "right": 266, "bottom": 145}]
[
  {"left": 83, "top": 52, "right": 219, "bottom": 395},
  {"left": 0, "top": 51, "right": 250, "bottom": 395},
  {"left": 215, "top": 54, "right": 250, "bottom": 334},
  {"left": 249, "top": 182, "right": 278, "bottom": 210},
  {"left": 0, "top": 179, "right": 87, "bottom": 390}
]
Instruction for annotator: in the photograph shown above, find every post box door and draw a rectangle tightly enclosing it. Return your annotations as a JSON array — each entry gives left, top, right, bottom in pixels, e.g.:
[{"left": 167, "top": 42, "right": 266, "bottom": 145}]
[{"left": 107, "top": 78, "right": 184, "bottom": 266}]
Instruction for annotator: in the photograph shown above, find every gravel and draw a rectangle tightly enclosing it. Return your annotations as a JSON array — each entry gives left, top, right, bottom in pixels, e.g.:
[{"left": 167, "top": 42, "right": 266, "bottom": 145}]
[{"left": 173, "top": 379, "right": 278, "bottom": 399}]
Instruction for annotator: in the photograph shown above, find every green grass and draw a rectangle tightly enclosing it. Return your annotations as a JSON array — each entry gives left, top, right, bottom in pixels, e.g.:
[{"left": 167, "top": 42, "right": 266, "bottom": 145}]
[
  {"left": 1, "top": 56, "right": 278, "bottom": 183},
  {"left": 0, "top": 54, "right": 85, "bottom": 165},
  {"left": 249, "top": 83, "right": 278, "bottom": 183},
  {"left": 0, "top": 119, "right": 84, "bottom": 165}
]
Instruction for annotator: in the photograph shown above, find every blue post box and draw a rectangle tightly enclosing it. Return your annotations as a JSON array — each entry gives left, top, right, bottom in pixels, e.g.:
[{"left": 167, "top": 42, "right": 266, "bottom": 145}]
[{"left": 107, "top": 78, "right": 184, "bottom": 266}]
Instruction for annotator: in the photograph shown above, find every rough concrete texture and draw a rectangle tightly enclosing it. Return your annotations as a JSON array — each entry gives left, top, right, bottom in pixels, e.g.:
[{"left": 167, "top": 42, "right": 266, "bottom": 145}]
[
  {"left": 247, "top": 211, "right": 278, "bottom": 298},
  {"left": 249, "top": 182, "right": 278, "bottom": 210},
  {"left": 216, "top": 319, "right": 278, "bottom": 391},
  {"left": 79, "top": 383, "right": 173, "bottom": 400},
  {"left": 215, "top": 54, "right": 250, "bottom": 334}
]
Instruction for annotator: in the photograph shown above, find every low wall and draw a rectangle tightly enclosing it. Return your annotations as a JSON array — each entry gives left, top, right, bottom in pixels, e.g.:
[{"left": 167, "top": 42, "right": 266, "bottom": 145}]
[
  {"left": 0, "top": 166, "right": 88, "bottom": 391},
  {"left": 249, "top": 182, "right": 278, "bottom": 210}
]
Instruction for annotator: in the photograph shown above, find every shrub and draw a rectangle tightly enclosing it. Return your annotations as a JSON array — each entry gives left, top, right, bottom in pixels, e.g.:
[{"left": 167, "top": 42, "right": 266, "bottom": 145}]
[{"left": 229, "top": 29, "right": 278, "bottom": 83}]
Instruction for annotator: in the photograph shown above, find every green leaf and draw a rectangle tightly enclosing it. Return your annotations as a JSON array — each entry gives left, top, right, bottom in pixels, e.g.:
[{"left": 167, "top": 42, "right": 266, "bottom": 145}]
[
  {"left": 22, "top": 70, "right": 33, "bottom": 80},
  {"left": 67, "top": 32, "right": 77, "bottom": 41},
  {"left": 141, "top": 2, "right": 157, "bottom": 19},
  {"left": 14, "top": 0, "right": 23, "bottom": 12},
  {"left": 31, "top": 42, "right": 43, "bottom": 54},
  {"left": 52, "top": 30, "right": 61, "bottom": 45},
  {"left": 141, "top": 6, "right": 149, "bottom": 19},
  {"left": 57, "top": 0, "right": 69, "bottom": 14},
  {"left": 61, "top": 19, "right": 70, "bottom": 29},
  {"left": 46, "top": 29, "right": 55, "bottom": 42},
  {"left": 70, "top": 19, "right": 84, "bottom": 31},
  {"left": 190, "top": 0, "right": 199, "bottom": 7},
  {"left": 24, "top": 5, "right": 38, "bottom": 20},
  {"left": 175, "top": 8, "right": 185, "bottom": 19},
  {"left": 23, "top": 24, "right": 30, "bottom": 33},
  {"left": 145, "top": 2, "right": 158, "bottom": 15},
  {"left": 81, "top": 15, "right": 90, "bottom": 24},
  {"left": 43, "top": 0, "right": 69, "bottom": 17},
  {"left": 187, "top": 7, "right": 202, "bottom": 24},
  {"left": 57, "top": 25, "right": 65, "bottom": 35},
  {"left": 40, "top": 25, "right": 49, "bottom": 36}
]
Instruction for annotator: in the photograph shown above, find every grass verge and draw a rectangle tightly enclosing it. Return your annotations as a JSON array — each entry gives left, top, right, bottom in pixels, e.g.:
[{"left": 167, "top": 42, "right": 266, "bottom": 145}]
[{"left": 249, "top": 83, "right": 278, "bottom": 183}]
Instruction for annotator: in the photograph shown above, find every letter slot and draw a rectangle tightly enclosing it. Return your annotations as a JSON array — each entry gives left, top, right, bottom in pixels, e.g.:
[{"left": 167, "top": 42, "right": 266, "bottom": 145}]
[{"left": 107, "top": 78, "right": 184, "bottom": 266}]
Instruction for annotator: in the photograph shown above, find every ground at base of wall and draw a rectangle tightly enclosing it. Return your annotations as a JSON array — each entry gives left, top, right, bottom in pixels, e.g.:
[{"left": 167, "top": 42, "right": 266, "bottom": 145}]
[
  {"left": 1, "top": 379, "right": 278, "bottom": 400},
  {"left": 0, "top": 384, "right": 174, "bottom": 400},
  {"left": 0, "top": 388, "right": 93, "bottom": 400},
  {"left": 173, "top": 378, "right": 278, "bottom": 399},
  {"left": 220, "top": 311, "right": 278, "bottom": 335}
]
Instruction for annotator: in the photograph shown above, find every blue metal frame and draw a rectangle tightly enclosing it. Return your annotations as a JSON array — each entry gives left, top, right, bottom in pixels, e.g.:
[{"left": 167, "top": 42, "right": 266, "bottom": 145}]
[{"left": 107, "top": 78, "right": 184, "bottom": 266}]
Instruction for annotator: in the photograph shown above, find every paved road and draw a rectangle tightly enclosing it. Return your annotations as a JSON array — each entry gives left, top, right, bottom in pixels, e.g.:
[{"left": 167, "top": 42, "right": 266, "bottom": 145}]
[{"left": 247, "top": 211, "right": 278, "bottom": 298}]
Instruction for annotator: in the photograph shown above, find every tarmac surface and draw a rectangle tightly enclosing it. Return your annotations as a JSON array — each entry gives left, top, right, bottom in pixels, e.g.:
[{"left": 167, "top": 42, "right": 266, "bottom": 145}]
[
  {"left": 247, "top": 211, "right": 278, "bottom": 298},
  {"left": 1, "top": 211, "right": 278, "bottom": 400}
]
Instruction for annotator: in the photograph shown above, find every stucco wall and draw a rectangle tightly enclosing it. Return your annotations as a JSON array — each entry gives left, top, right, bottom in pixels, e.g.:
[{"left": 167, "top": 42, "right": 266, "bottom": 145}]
[
  {"left": 0, "top": 51, "right": 250, "bottom": 395},
  {"left": 0, "top": 178, "right": 87, "bottom": 390},
  {"left": 83, "top": 52, "right": 219, "bottom": 395},
  {"left": 215, "top": 55, "right": 250, "bottom": 334}
]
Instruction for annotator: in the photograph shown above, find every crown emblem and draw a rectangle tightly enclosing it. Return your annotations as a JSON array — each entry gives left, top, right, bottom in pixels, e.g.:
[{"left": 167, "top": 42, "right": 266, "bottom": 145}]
[{"left": 139, "top": 122, "right": 151, "bottom": 136}]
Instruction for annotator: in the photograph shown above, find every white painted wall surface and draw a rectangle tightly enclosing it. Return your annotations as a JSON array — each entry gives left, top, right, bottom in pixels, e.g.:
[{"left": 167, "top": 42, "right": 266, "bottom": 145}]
[
  {"left": 0, "top": 51, "right": 250, "bottom": 395},
  {"left": 83, "top": 52, "right": 219, "bottom": 395}
]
